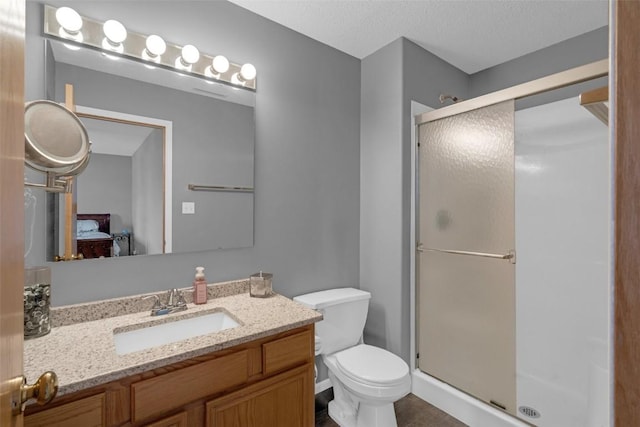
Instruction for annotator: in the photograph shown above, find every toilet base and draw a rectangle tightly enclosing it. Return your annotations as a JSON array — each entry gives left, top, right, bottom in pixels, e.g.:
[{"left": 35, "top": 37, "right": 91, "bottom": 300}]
[
  {"left": 328, "top": 400, "right": 398, "bottom": 427},
  {"left": 356, "top": 401, "right": 398, "bottom": 427},
  {"left": 328, "top": 400, "right": 356, "bottom": 427}
]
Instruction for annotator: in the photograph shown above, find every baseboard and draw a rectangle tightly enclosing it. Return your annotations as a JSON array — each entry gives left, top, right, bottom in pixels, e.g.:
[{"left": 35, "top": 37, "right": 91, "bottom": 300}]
[{"left": 315, "top": 378, "right": 332, "bottom": 395}]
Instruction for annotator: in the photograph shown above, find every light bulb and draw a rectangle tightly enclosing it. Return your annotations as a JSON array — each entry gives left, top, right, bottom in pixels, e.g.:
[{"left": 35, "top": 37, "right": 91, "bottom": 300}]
[
  {"left": 56, "top": 7, "right": 82, "bottom": 34},
  {"left": 142, "top": 34, "right": 166, "bottom": 63},
  {"left": 102, "top": 20, "right": 126, "bottom": 54},
  {"left": 181, "top": 45, "right": 200, "bottom": 64},
  {"left": 175, "top": 44, "right": 200, "bottom": 71},
  {"left": 212, "top": 55, "right": 230, "bottom": 74},
  {"left": 205, "top": 55, "right": 230, "bottom": 79},
  {"left": 146, "top": 35, "right": 166, "bottom": 57},
  {"left": 55, "top": 7, "right": 83, "bottom": 42},
  {"left": 240, "top": 63, "right": 257, "bottom": 81},
  {"left": 103, "top": 19, "right": 127, "bottom": 44}
]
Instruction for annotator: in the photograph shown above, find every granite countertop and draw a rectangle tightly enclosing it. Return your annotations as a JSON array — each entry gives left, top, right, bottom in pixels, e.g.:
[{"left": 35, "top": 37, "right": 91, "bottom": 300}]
[{"left": 24, "top": 280, "right": 322, "bottom": 397}]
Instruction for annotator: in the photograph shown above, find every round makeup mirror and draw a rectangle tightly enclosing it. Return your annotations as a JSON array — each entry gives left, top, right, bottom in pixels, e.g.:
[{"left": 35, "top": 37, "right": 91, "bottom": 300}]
[{"left": 24, "top": 100, "right": 91, "bottom": 191}]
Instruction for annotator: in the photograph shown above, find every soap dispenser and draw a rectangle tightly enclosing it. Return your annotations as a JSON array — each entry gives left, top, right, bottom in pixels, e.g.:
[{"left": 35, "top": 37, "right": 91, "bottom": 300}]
[{"left": 193, "top": 266, "right": 208, "bottom": 305}]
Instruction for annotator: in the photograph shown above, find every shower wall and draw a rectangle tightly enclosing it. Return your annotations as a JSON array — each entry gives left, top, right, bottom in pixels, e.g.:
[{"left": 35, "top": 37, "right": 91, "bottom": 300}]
[{"left": 514, "top": 97, "right": 610, "bottom": 426}]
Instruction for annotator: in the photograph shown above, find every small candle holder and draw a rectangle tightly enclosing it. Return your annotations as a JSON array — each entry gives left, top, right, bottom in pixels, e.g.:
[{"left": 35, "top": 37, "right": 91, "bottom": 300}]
[{"left": 250, "top": 271, "right": 273, "bottom": 298}]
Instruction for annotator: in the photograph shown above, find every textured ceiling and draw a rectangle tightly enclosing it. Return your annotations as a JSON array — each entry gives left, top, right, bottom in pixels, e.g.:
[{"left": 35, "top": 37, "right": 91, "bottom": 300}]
[{"left": 227, "top": 0, "right": 608, "bottom": 74}]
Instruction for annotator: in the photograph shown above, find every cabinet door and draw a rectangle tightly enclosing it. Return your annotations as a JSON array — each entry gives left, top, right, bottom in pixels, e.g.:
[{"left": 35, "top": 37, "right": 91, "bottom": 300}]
[
  {"left": 24, "top": 393, "right": 105, "bottom": 427},
  {"left": 145, "top": 411, "right": 188, "bottom": 427},
  {"left": 206, "top": 365, "right": 313, "bottom": 427}
]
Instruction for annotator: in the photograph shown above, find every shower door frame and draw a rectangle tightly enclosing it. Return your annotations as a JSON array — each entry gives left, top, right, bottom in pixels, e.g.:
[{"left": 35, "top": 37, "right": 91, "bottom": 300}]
[
  {"left": 414, "top": 59, "right": 608, "bottom": 126},
  {"left": 411, "top": 58, "right": 610, "bottom": 422}
]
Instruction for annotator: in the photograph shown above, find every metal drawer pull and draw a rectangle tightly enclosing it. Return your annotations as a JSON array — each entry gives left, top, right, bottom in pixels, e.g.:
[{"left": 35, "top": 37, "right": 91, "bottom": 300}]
[{"left": 417, "top": 245, "right": 515, "bottom": 264}]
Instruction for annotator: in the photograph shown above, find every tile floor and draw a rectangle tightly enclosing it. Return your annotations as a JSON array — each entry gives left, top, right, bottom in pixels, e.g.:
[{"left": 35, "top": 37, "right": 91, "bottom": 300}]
[{"left": 315, "top": 390, "right": 468, "bottom": 427}]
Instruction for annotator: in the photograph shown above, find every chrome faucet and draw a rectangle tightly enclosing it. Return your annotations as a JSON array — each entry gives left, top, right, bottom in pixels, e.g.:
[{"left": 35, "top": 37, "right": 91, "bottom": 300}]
[
  {"left": 143, "top": 289, "right": 188, "bottom": 316},
  {"left": 166, "top": 288, "right": 187, "bottom": 311}
]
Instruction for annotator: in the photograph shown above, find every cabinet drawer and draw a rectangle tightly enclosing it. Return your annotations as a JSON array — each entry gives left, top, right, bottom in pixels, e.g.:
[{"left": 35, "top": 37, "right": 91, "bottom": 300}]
[
  {"left": 263, "top": 330, "right": 313, "bottom": 376},
  {"left": 25, "top": 393, "right": 105, "bottom": 427},
  {"left": 132, "top": 350, "right": 248, "bottom": 423}
]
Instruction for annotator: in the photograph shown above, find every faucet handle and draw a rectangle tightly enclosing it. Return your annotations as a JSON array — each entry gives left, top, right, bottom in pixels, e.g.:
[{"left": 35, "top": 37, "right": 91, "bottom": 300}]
[
  {"left": 166, "top": 289, "right": 175, "bottom": 306},
  {"left": 166, "top": 288, "right": 183, "bottom": 307},
  {"left": 142, "top": 295, "right": 162, "bottom": 310},
  {"left": 176, "top": 291, "right": 187, "bottom": 307}
]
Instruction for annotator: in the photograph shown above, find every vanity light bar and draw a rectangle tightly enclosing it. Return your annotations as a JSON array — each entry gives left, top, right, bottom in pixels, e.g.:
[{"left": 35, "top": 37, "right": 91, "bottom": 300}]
[{"left": 43, "top": 5, "right": 257, "bottom": 91}]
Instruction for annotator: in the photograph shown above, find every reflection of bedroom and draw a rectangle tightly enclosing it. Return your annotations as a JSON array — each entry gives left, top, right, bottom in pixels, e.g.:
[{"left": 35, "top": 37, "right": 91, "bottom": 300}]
[
  {"left": 76, "top": 215, "right": 118, "bottom": 259},
  {"left": 74, "top": 118, "right": 163, "bottom": 259}
]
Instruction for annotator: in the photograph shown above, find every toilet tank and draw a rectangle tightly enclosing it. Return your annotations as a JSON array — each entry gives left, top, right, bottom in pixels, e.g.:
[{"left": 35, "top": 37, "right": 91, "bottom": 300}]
[{"left": 294, "top": 288, "right": 371, "bottom": 356}]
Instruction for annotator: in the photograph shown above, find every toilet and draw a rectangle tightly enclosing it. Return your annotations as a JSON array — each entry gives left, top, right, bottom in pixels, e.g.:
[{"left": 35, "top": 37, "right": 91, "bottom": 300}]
[{"left": 294, "top": 288, "right": 411, "bottom": 427}]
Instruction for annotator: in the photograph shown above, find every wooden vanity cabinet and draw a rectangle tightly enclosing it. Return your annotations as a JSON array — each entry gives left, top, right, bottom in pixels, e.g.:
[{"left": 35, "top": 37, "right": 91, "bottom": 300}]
[{"left": 24, "top": 325, "right": 315, "bottom": 427}]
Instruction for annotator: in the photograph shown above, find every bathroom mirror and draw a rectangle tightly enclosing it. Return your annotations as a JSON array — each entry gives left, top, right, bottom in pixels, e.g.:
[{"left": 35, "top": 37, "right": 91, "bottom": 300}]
[{"left": 30, "top": 39, "right": 256, "bottom": 262}]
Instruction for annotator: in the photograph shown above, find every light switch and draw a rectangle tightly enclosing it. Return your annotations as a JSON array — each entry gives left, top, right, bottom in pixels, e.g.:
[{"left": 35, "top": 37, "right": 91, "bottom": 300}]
[{"left": 182, "top": 202, "right": 195, "bottom": 214}]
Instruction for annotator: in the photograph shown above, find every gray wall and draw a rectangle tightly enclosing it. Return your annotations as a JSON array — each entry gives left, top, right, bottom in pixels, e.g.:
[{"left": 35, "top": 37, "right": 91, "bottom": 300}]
[
  {"left": 26, "top": 1, "right": 361, "bottom": 306},
  {"left": 360, "top": 39, "right": 403, "bottom": 354},
  {"left": 77, "top": 153, "right": 132, "bottom": 233},
  {"left": 132, "top": 130, "right": 163, "bottom": 255},
  {"left": 360, "top": 38, "right": 470, "bottom": 362},
  {"left": 469, "top": 26, "right": 609, "bottom": 97}
]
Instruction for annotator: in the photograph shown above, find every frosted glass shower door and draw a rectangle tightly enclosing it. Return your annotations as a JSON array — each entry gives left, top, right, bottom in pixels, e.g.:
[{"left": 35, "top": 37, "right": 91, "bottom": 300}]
[{"left": 417, "top": 100, "right": 516, "bottom": 414}]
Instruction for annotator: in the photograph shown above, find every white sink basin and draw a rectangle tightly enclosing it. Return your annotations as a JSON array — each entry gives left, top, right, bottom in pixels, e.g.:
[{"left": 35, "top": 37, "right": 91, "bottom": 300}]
[{"left": 113, "top": 310, "right": 240, "bottom": 355}]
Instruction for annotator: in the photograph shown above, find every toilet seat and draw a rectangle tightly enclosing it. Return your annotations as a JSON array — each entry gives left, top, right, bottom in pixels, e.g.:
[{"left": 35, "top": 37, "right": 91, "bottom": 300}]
[{"left": 335, "top": 344, "right": 409, "bottom": 387}]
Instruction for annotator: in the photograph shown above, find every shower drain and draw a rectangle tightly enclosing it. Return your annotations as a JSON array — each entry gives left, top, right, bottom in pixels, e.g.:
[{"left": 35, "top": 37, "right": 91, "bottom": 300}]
[{"left": 519, "top": 406, "right": 541, "bottom": 419}]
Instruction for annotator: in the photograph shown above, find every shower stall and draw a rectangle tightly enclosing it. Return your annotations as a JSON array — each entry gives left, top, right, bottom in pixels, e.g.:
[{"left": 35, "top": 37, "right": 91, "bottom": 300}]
[{"left": 413, "top": 60, "right": 611, "bottom": 427}]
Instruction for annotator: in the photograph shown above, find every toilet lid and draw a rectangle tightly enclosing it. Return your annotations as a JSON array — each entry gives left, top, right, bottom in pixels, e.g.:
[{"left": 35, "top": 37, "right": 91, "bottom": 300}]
[{"left": 336, "top": 344, "right": 409, "bottom": 386}]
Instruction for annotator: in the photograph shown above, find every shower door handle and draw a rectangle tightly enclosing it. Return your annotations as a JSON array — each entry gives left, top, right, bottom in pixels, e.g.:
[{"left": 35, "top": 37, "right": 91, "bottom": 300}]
[{"left": 416, "top": 244, "right": 515, "bottom": 264}]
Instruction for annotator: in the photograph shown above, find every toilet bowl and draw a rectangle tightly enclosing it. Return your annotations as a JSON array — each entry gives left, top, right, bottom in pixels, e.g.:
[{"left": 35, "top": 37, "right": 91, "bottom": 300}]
[
  {"left": 324, "top": 344, "right": 411, "bottom": 427},
  {"left": 294, "top": 288, "right": 411, "bottom": 427}
]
